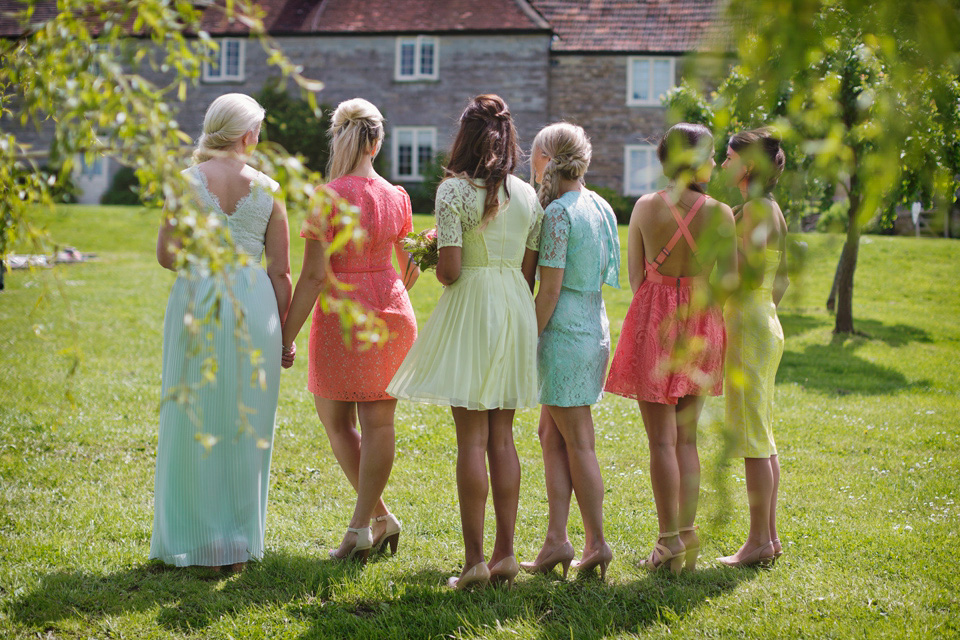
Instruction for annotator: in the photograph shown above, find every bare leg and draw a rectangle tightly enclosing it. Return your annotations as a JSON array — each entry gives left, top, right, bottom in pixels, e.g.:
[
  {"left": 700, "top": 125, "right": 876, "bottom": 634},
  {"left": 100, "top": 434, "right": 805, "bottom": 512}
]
[
  {"left": 726, "top": 456, "right": 774, "bottom": 561},
  {"left": 350, "top": 399, "right": 397, "bottom": 530},
  {"left": 314, "top": 397, "right": 392, "bottom": 554},
  {"left": 452, "top": 407, "right": 489, "bottom": 573},
  {"left": 486, "top": 408, "right": 520, "bottom": 568},
  {"left": 638, "top": 400, "right": 684, "bottom": 558},
  {"left": 675, "top": 395, "right": 704, "bottom": 551},
  {"left": 548, "top": 405, "right": 607, "bottom": 556},
  {"left": 770, "top": 454, "right": 781, "bottom": 554},
  {"left": 533, "top": 406, "right": 573, "bottom": 561}
]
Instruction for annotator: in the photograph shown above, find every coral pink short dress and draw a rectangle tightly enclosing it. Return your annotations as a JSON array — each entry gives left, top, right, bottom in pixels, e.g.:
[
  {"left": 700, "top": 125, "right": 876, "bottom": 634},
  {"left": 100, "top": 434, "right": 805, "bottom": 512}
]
[
  {"left": 605, "top": 191, "right": 725, "bottom": 405},
  {"left": 301, "top": 175, "right": 417, "bottom": 402}
]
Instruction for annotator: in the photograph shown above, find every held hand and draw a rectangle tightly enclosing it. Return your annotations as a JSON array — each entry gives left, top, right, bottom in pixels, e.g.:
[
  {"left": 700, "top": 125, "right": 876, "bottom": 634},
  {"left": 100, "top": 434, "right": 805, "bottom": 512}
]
[{"left": 281, "top": 342, "right": 296, "bottom": 369}]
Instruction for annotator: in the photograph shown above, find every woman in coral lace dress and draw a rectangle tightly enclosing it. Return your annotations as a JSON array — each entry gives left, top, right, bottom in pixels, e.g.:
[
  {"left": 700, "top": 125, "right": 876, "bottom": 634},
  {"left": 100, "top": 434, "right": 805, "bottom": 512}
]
[
  {"left": 282, "top": 98, "right": 418, "bottom": 562},
  {"left": 605, "top": 123, "right": 737, "bottom": 574}
]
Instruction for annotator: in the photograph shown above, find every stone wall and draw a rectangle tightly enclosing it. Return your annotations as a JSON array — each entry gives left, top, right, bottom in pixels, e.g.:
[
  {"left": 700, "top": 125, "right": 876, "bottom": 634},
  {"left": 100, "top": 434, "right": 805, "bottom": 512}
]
[{"left": 547, "top": 54, "right": 680, "bottom": 195}]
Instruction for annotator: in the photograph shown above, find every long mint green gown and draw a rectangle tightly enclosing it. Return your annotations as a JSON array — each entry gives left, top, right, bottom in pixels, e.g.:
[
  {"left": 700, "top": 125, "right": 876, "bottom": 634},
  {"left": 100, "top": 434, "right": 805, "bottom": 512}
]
[{"left": 149, "top": 166, "right": 282, "bottom": 567}]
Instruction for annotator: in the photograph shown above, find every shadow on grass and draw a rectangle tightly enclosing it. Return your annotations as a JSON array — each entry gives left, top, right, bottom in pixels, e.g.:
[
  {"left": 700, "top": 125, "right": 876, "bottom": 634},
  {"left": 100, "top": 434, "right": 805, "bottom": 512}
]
[
  {"left": 778, "top": 313, "right": 932, "bottom": 395},
  {"left": 7, "top": 552, "right": 758, "bottom": 638}
]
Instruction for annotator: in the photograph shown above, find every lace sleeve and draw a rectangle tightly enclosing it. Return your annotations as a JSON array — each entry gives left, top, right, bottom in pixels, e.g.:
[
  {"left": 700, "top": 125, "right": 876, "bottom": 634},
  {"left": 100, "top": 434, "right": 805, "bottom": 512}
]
[
  {"left": 525, "top": 190, "right": 545, "bottom": 252},
  {"left": 538, "top": 200, "right": 569, "bottom": 268},
  {"left": 435, "top": 180, "right": 463, "bottom": 248}
]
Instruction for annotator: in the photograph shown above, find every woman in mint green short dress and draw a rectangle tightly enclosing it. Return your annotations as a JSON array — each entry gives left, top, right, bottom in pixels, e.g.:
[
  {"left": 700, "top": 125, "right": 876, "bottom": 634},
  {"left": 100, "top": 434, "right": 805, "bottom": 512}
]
[{"left": 521, "top": 123, "right": 620, "bottom": 581}]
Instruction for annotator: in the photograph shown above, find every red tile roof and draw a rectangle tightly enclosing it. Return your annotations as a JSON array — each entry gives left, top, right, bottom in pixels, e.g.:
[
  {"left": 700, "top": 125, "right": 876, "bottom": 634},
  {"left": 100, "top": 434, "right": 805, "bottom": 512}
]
[
  {"left": 530, "top": 0, "right": 722, "bottom": 53},
  {"left": 271, "top": 0, "right": 550, "bottom": 33}
]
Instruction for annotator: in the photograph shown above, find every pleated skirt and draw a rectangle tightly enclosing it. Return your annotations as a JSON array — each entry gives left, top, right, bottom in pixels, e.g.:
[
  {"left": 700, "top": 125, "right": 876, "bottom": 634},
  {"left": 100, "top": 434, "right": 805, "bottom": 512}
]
[
  {"left": 150, "top": 266, "right": 281, "bottom": 567},
  {"left": 387, "top": 266, "right": 539, "bottom": 411}
]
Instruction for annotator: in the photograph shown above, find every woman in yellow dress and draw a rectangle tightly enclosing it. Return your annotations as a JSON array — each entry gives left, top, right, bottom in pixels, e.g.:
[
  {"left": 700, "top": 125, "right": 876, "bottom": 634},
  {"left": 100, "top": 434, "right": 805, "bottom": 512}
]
[{"left": 718, "top": 128, "right": 790, "bottom": 567}]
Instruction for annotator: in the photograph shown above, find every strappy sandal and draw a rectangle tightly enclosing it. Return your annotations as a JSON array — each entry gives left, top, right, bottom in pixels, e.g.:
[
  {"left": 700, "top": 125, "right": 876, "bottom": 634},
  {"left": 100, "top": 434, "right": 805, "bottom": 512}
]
[{"left": 639, "top": 531, "right": 685, "bottom": 575}]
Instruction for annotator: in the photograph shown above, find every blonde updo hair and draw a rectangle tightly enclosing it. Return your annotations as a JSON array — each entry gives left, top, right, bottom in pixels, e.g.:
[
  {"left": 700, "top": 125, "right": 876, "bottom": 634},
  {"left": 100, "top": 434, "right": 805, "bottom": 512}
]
[
  {"left": 327, "top": 98, "right": 385, "bottom": 181},
  {"left": 193, "top": 93, "right": 265, "bottom": 163},
  {"left": 531, "top": 122, "right": 592, "bottom": 209}
]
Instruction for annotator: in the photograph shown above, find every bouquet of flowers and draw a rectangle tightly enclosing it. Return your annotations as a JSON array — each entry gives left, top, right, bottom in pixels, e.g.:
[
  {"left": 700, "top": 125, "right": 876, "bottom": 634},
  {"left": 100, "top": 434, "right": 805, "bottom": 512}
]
[{"left": 402, "top": 227, "right": 439, "bottom": 276}]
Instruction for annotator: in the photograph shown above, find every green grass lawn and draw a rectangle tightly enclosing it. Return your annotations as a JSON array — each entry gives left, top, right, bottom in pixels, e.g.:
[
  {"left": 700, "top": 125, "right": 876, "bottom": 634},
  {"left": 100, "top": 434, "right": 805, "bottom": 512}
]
[{"left": 1, "top": 205, "right": 958, "bottom": 639}]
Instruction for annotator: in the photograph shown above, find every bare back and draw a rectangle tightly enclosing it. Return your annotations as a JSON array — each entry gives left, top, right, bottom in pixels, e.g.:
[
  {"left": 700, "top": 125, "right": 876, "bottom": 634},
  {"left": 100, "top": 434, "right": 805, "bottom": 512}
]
[
  {"left": 630, "top": 189, "right": 735, "bottom": 278},
  {"left": 195, "top": 160, "right": 263, "bottom": 216},
  {"left": 739, "top": 196, "right": 788, "bottom": 253}
]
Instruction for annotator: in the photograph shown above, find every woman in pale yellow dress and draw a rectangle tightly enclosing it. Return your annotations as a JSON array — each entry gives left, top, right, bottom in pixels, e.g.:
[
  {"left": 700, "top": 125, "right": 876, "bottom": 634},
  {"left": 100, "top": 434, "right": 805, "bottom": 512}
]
[{"left": 718, "top": 128, "right": 790, "bottom": 567}]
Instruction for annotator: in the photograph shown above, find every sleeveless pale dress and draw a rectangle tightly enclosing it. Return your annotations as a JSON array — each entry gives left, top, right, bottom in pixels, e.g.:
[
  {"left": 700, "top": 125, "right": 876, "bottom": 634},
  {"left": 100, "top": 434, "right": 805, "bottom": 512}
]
[
  {"left": 537, "top": 189, "right": 620, "bottom": 407},
  {"left": 605, "top": 191, "right": 726, "bottom": 404},
  {"left": 150, "top": 166, "right": 281, "bottom": 567},
  {"left": 300, "top": 175, "right": 417, "bottom": 401},
  {"left": 387, "top": 175, "right": 543, "bottom": 410},
  {"left": 724, "top": 248, "right": 784, "bottom": 457}
]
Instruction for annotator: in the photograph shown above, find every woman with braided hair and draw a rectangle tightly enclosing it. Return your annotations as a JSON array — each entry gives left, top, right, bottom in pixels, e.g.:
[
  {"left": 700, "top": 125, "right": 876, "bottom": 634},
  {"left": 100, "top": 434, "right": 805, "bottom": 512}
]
[
  {"left": 520, "top": 122, "right": 620, "bottom": 580},
  {"left": 388, "top": 94, "right": 543, "bottom": 590}
]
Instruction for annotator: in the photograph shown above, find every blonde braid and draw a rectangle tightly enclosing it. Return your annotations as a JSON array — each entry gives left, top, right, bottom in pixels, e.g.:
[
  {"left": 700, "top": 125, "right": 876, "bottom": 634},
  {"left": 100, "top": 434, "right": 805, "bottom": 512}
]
[{"left": 531, "top": 122, "right": 592, "bottom": 209}]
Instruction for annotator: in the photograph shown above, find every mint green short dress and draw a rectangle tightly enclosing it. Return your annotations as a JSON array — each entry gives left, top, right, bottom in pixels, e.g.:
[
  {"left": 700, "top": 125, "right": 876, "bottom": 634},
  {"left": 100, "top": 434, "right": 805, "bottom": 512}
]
[{"left": 537, "top": 189, "right": 620, "bottom": 407}]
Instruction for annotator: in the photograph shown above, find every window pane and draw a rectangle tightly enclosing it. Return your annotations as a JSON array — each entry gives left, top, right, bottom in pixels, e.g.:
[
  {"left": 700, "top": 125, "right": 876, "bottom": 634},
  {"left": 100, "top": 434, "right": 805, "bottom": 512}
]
[
  {"left": 397, "top": 130, "right": 414, "bottom": 176},
  {"left": 225, "top": 41, "right": 240, "bottom": 77},
  {"left": 631, "top": 60, "right": 649, "bottom": 102},
  {"left": 206, "top": 58, "right": 221, "bottom": 78},
  {"left": 417, "top": 140, "right": 433, "bottom": 175},
  {"left": 400, "top": 42, "right": 416, "bottom": 76},
  {"left": 420, "top": 41, "right": 434, "bottom": 76},
  {"left": 652, "top": 59, "right": 672, "bottom": 100}
]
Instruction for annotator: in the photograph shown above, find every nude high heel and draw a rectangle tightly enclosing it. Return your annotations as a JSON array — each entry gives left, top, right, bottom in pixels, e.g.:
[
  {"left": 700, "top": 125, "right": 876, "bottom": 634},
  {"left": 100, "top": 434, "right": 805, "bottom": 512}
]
[
  {"left": 717, "top": 540, "right": 775, "bottom": 568},
  {"left": 489, "top": 555, "right": 520, "bottom": 588},
  {"left": 329, "top": 526, "right": 373, "bottom": 563},
  {"left": 371, "top": 513, "right": 402, "bottom": 556},
  {"left": 572, "top": 543, "right": 613, "bottom": 581},
  {"left": 519, "top": 541, "right": 575, "bottom": 579},
  {"left": 772, "top": 537, "right": 783, "bottom": 564},
  {"left": 639, "top": 531, "right": 685, "bottom": 575},
  {"left": 679, "top": 525, "right": 700, "bottom": 572},
  {"left": 447, "top": 562, "right": 491, "bottom": 590}
]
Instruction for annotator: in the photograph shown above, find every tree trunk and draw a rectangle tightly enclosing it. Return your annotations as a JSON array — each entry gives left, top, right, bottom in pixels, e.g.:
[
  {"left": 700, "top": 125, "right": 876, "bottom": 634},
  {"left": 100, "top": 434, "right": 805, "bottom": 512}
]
[
  {"left": 834, "top": 189, "right": 861, "bottom": 334},
  {"left": 826, "top": 254, "right": 842, "bottom": 312}
]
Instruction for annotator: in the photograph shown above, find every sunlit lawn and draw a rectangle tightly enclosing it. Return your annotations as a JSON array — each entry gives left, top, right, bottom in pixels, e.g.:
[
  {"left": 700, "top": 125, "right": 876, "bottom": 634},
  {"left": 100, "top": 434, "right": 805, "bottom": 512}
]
[{"left": 0, "top": 205, "right": 958, "bottom": 638}]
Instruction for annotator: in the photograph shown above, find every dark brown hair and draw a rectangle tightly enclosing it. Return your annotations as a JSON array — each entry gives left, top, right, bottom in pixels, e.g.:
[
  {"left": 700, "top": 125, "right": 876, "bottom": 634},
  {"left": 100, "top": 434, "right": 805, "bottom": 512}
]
[
  {"left": 729, "top": 127, "right": 786, "bottom": 194},
  {"left": 657, "top": 122, "right": 714, "bottom": 193},
  {"left": 445, "top": 94, "right": 520, "bottom": 226}
]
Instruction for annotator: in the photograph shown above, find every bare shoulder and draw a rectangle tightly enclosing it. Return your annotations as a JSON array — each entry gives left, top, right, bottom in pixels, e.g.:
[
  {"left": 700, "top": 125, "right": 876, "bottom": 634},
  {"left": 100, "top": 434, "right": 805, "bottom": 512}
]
[
  {"left": 630, "top": 193, "right": 660, "bottom": 221},
  {"left": 705, "top": 196, "right": 736, "bottom": 222}
]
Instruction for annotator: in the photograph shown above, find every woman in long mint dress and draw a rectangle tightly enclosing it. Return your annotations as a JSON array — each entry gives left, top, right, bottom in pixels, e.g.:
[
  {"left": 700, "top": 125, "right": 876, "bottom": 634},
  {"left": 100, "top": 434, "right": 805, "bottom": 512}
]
[
  {"left": 521, "top": 123, "right": 620, "bottom": 581},
  {"left": 151, "top": 93, "right": 292, "bottom": 569}
]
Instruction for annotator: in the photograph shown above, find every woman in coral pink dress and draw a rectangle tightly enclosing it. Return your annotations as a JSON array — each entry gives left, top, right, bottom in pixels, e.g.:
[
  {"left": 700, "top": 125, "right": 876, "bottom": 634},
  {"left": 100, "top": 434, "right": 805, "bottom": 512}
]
[
  {"left": 605, "top": 123, "right": 737, "bottom": 574},
  {"left": 282, "top": 98, "right": 418, "bottom": 562}
]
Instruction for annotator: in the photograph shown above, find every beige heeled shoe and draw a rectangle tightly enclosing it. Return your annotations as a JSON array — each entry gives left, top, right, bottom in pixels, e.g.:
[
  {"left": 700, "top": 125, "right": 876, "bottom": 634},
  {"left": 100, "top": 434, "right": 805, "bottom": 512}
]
[
  {"left": 679, "top": 525, "right": 700, "bottom": 572},
  {"left": 717, "top": 540, "right": 775, "bottom": 568},
  {"left": 772, "top": 537, "right": 783, "bottom": 564},
  {"left": 639, "top": 531, "right": 685, "bottom": 575},
  {"left": 329, "top": 526, "right": 373, "bottom": 563},
  {"left": 572, "top": 543, "right": 613, "bottom": 581},
  {"left": 489, "top": 555, "right": 520, "bottom": 588},
  {"left": 371, "top": 513, "right": 402, "bottom": 556},
  {"left": 519, "top": 541, "right": 575, "bottom": 579},
  {"left": 447, "top": 561, "right": 491, "bottom": 590}
]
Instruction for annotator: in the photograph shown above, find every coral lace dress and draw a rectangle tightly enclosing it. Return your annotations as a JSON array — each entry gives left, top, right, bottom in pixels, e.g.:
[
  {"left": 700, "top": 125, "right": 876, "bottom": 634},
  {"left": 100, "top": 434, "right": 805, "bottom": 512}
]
[
  {"left": 301, "top": 175, "right": 418, "bottom": 402},
  {"left": 605, "top": 191, "right": 726, "bottom": 404}
]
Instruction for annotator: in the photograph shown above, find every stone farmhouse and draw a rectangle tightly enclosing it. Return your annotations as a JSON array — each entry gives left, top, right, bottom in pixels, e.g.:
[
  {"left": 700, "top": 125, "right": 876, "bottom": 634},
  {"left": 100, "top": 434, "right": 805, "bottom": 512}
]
[{"left": 3, "top": 0, "right": 720, "bottom": 205}]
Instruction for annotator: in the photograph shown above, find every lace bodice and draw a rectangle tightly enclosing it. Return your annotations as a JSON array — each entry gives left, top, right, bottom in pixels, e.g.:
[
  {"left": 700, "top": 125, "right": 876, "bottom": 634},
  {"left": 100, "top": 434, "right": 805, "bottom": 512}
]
[
  {"left": 185, "top": 165, "right": 279, "bottom": 261},
  {"left": 301, "top": 175, "right": 412, "bottom": 272},
  {"left": 538, "top": 189, "right": 620, "bottom": 292},
  {"left": 435, "top": 175, "right": 543, "bottom": 268}
]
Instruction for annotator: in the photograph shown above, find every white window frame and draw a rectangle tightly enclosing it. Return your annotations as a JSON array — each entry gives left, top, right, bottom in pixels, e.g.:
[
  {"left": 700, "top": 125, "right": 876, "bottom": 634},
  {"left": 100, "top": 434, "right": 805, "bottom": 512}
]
[
  {"left": 203, "top": 38, "right": 246, "bottom": 83},
  {"left": 392, "top": 127, "right": 437, "bottom": 182},
  {"left": 78, "top": 153, "right": 105, "bottom": 177},
  {"left": 394, "top": 35, "right": 439, "bottom": 81},
  {"left": 623, "top": 144, "right": 662, "bottom": 196},
  {"left": 626, "top": 56, "right": 676, "bottom": 106}
]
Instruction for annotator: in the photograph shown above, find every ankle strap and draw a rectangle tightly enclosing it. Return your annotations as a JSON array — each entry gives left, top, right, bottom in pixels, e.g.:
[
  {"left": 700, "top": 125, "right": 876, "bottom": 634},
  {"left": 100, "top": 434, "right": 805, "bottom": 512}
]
[
  {"left": 347, "top": 526, "right": 370, "bottom": 533},
  {"left": 659, "top": 530, "right": 679, "bottom": 537},
  {"left": 679, "top": 525, "right": 699, "bottom": 533}
]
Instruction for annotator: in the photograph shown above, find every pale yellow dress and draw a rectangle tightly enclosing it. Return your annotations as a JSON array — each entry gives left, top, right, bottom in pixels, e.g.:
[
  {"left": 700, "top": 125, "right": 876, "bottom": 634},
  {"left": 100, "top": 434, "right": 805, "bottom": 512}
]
[
  {"left": 387, "top": 175, "right": 543, "bottom": 410},
  {"left": 724, "top": 248, "right": 784, "bottom": 458}
]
